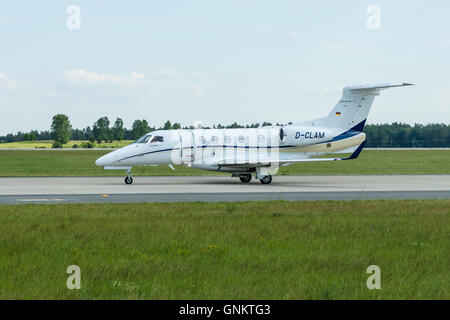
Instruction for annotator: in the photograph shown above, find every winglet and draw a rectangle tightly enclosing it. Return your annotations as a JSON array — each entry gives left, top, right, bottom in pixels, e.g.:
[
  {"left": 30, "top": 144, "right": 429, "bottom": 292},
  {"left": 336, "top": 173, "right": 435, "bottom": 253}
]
[{"left": 343, "top": 140, "right": 367, "bottom": 160}]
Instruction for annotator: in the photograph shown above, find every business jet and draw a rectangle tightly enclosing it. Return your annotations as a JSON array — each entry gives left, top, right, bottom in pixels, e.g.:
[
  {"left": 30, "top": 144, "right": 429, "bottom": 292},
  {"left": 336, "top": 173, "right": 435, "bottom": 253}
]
[{"left": 95, "top": 83, "right": 413, "bottom": 184}]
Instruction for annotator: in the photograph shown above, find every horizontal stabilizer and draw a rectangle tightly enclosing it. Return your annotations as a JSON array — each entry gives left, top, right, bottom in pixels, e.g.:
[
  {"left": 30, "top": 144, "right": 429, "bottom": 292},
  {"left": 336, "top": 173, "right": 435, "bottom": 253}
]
[{"left": 349, "top": 83, "right": 414, "bottom": 91}]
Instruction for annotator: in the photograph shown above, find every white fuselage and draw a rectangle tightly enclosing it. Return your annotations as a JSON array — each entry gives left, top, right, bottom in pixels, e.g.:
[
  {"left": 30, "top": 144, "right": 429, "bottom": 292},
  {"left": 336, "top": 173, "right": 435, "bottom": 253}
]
[{"left": 95, "top": 125, "right": 365, "bottom": 174}]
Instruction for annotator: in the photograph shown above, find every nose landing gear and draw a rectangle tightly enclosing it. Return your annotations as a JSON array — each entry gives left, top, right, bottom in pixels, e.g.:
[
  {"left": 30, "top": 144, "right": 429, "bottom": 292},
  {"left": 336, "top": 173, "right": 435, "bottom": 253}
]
[
  {"left": 125, "top": 169, "right": 133, "bottom": 184},
  {"left": 125, "top": 176, "right": 133, "bottom": 184}
]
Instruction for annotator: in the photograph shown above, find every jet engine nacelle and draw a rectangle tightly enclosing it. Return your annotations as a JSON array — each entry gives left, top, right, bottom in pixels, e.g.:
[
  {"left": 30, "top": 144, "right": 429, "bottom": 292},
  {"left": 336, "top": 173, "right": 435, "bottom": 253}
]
[{"left": 280, "top": 126, "right": 334, "bottom": 146}]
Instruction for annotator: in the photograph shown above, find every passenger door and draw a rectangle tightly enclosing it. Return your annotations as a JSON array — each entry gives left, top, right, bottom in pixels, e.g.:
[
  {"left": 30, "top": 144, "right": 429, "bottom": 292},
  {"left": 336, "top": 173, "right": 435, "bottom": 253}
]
[{"left": 179, "top": 131, "right": 195, "bottom": 165}]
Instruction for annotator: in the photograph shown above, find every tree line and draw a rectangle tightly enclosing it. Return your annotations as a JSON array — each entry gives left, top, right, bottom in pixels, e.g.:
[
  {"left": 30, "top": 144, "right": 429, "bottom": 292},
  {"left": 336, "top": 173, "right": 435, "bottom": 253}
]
[
  {"left": 363, "top": 122, "right": 450, "bottom": 148},
  {"left": 0, "top": 114, "right": 449, "bottom": 148}
]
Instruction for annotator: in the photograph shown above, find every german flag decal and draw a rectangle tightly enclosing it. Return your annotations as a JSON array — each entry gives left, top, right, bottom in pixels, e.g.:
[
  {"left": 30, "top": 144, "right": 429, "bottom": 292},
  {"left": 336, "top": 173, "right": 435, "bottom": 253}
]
[{"left": 336, "top": 112, "right": 342, "bottom": 115}]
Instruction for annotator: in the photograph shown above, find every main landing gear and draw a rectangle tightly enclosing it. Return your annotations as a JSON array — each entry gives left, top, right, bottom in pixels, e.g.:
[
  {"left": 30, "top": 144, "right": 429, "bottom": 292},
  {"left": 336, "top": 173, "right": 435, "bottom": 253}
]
[
  {"left": 259, "top": 175, "right": 272, "bottom": 185},
  {"left": 238, "top": 174, "right": 272, "bottom": 184},
  {"left": 239, "top": 174, "right": 252, "bottom": 183}
]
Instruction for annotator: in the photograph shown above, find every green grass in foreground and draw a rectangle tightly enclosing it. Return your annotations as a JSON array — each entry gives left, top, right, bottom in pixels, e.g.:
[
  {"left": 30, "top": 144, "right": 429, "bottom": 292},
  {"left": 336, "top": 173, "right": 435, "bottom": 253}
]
[
  {"left": 0, "top": 200, "right": 448, "bottom": 299},
  {"left": 0, "top": 150, "right": 449, "bottom": 176}
]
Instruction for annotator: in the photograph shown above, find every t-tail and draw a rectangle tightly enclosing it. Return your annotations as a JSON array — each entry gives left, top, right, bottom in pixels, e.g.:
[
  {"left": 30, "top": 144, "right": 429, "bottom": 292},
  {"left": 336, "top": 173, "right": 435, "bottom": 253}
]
[{"left": 308, "top": 83, "right": 414, "bottom": 133}]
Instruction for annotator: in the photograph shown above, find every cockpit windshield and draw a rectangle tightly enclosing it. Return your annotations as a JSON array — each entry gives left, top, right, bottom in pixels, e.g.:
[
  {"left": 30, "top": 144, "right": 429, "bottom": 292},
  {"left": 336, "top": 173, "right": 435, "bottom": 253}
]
[
  {"left": 150, "top": 136, "right": 164, "bottom": 143},
  {"left": 133, "top": 134, "right": 164, "bottom": 144},
  {"left": 134, "top": 135, "right": 152, "bottom": 144}
]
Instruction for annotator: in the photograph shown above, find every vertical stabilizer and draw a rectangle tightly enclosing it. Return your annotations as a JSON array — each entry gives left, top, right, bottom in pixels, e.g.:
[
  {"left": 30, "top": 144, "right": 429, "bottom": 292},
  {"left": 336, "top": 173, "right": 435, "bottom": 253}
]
[{"left": 311, "top": 83, "right": 413, "bottom": 132}]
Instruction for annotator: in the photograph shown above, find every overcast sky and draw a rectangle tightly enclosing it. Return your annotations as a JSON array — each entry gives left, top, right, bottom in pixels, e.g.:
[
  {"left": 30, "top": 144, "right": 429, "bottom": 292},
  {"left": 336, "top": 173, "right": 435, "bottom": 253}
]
[{"left": 1, "top": 0, "right": 449, "bottom": 135}]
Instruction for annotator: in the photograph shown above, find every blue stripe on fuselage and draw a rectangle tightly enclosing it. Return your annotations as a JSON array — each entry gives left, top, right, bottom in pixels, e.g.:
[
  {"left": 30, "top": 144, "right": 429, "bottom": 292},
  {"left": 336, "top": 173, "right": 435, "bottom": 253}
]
[
  {"left": 118, "top": 148, "right": 179, "bottom": 161},
  {"left": 327, "top": 130, "right": 361, "bottom": 142},
  {"left": 326, "top": 120, "right": 366, "bottom": 143}
]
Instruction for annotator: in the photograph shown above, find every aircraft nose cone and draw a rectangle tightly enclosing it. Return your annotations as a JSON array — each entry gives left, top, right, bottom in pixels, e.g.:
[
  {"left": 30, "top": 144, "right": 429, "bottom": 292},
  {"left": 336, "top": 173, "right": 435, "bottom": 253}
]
[
  {"left": 95, "top": 149, "right": 124, "bottom": 167},
  {"left": 95, "top": 155, "right": 107, "bottom": 166},
  {"left": 96, "top": 153, "right": 116, "bottom": 166}
]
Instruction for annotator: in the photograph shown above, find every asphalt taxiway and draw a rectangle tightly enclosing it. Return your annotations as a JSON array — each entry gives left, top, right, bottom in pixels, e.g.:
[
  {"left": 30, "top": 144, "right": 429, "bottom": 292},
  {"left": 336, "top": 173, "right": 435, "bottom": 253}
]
[{"left": 0, "top": 175, "right": 449, "bottom": 204}]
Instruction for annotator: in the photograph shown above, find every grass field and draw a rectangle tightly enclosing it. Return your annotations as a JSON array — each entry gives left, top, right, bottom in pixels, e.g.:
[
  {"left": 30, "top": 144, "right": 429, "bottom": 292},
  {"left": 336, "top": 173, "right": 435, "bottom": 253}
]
[
  {"left": 0, "top": 149, "right": 449, "bottom": 177},
  {"left": 0, "top": 200, "right": 448, "bottom": 299},
  {"left": 0, "top": 140, "right": 133, "bottom": 149}
]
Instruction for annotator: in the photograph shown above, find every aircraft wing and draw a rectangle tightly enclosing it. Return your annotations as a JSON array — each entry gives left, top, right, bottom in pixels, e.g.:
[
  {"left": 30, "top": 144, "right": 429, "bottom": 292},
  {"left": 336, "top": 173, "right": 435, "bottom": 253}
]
[{"left": 217, "top": 141, "right": 366, "bottom": 168}]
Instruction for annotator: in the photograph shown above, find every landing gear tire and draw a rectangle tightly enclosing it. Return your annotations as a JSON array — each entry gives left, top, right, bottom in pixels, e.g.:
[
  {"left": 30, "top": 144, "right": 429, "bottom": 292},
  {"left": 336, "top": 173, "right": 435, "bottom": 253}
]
[
  {"left": 125, "top": 176, "right": 133, "bottom": 185},
  {"left": 260, "top": 175, "right": 272, "bottom": 185},
  {"left": 239, "top": 174, "right": 252, "bottom": 183}
]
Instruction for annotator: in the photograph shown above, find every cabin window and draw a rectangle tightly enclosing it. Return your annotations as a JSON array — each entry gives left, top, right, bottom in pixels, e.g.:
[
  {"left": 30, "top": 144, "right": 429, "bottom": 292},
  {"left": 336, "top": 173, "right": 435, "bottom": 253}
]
[
  {"left": 150, "top": 136, "right": 164, "bottom": 143},
  {"left": 211, "top": 136, "right": 218, "bottom": 143},
  {"left": 258, "top": 135, "right": 265, "bottom": 143},
  {"left": 224, "top": 136, "right": 231, "bottom": 144},
  {"left": 199, "top": 136, "right": 206, "bottom": 144},
  {"left": 238, "top": 136, "right": 245, "bottom": 143}
]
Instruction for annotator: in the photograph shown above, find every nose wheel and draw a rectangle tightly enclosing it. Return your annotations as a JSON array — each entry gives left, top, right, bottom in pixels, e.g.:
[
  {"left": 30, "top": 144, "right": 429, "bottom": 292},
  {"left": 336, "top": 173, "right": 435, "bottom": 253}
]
[
  {"left": 124, "top": 169, "right": 133, "bottom": 185},
  {"left": 125, "top": 176, "right": 133, "bottom": 184}
]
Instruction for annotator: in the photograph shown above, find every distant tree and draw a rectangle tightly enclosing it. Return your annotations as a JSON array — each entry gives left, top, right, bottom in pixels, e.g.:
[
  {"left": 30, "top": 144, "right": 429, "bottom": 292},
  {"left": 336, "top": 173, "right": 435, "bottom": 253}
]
[
  {"left": 163, "top": 120, "right": 172, "bottom": 130},
  {"left": 84, "top": 126, "right": 92, "bottom": 137},
  {"left": 112, "top": 118, "right": 125, "bottom": 141},
  {"left": 5, "top": 133, "right": 16, "bottom": 142},
  {"left": 162, "top": 120, "right": 181, "bottom": 130},
  {"left": 227, "top": 122, "right": 245, "bottom": 129},
  {"left": 93, "top": 116, "right": 112, "bottom": 143},
  {"left": 123, "top": 128, "right": 134, "bottom": 140},
  {"left": 71, "top": 128, "right": 85, "bottom": 140},
  {"left": 16, "top": 131, "right": 24, "bottom": 141},
  {"left": 51, "top": 114, "right": 72, "bottom": 148},
  {"left": 131, "top": 119, "right": 151, "bottom": 139},
  {"left": 23, "top": 132, "right": 36, "bottom": 141}
]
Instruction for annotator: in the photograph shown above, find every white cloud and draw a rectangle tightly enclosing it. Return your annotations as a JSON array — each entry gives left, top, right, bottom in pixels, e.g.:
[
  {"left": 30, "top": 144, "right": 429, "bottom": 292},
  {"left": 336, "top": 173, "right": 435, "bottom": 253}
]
[
  {"left": 63, "top": 69, "right": 217, "bottom": 99},
  {"left": 130, "top": 71, "right": 145, "bottom": 79},
  {"left": 64, "top": 70, "right": 146, "bottom": 87},
  {"left": 290, "top": 31, "right": 300, "bottom": 37},
  {"left": 0, "top": 73, "right": 17, "bottom": 90}
]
